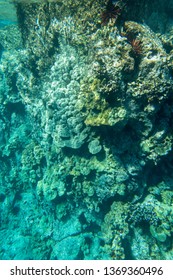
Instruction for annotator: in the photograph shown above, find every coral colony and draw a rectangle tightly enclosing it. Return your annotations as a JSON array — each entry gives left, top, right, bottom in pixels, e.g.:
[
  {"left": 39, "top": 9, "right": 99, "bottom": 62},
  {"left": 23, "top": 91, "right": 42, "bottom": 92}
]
[{"left": 0, "top": 0, "right": 173, "bottom": 260}]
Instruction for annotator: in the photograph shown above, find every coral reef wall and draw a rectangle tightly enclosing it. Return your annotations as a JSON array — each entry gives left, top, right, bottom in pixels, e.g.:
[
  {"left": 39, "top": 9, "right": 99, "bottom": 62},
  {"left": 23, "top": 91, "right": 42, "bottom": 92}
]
[{"left": 0, "top": 0, "right": 173, "bottom": 259}]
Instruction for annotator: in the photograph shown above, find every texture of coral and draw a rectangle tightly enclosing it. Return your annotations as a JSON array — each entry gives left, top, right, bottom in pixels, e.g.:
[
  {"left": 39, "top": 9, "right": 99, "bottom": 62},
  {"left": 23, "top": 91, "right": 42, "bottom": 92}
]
[{"left": 0, "top": 0, "right": 173, "bottom": 260}]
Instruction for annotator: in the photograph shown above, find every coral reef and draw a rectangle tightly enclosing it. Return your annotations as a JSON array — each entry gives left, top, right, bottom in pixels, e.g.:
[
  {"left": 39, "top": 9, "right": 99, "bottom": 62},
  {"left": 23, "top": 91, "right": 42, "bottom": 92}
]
[{"left": 0, "top": 0, "right": 173, "bottom": 260}]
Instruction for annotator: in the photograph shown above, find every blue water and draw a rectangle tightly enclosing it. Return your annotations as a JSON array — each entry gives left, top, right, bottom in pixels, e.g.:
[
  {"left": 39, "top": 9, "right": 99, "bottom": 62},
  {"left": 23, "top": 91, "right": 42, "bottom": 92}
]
[
  {"left": 0, "top": 0, "right": 173, "bottom": 260},
  {"left": 0, "top": 19, "right": 17, "bottom": 28}
]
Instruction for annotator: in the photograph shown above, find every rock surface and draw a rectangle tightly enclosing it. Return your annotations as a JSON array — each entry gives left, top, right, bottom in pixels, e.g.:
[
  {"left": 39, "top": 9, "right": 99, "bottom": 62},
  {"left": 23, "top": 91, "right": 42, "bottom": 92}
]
[{"left": 0, "top": 0, "right": 173, "bottom": 260}]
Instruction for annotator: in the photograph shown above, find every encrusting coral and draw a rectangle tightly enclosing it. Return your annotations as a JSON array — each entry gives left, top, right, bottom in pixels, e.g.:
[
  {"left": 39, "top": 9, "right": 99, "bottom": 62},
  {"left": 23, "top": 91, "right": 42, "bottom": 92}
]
[{"left": 0, "top": 0, "right": 173, "bottom": 260}]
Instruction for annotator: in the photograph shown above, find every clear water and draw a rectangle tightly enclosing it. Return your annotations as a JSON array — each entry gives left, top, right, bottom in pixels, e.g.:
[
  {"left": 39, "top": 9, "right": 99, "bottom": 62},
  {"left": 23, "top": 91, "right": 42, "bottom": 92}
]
[{"left": 0, "top": 0, "right": 173, "bottom": 260}]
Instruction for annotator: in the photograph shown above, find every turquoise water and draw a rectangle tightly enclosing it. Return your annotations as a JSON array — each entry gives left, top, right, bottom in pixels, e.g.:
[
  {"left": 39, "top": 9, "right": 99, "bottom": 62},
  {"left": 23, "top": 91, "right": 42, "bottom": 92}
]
[{"left": 0, "top": 0, "right": 173, "bottom": 260}]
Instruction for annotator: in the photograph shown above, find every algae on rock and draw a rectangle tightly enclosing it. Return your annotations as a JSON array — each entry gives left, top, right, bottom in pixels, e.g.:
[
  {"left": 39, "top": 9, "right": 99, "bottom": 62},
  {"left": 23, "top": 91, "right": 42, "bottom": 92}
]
[{"left": 0, "top": 0, "right": 173, "bottom": 260}]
